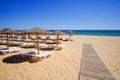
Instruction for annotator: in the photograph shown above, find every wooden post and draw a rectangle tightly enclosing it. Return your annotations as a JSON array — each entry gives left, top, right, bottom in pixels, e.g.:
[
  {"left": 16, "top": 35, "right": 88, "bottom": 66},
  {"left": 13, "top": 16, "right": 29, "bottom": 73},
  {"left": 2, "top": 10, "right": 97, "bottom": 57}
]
[
  {"left": 24, "top": 34, "right": 26, "bottom": 42},
  {"left": 17, "top": 34, "right": 18, "bottom": 40},
  {"left": 7, "top": 33, "right": 9, "bottom": 48},
  {"left": 1, "top": 34, "right": 3, "bottom": 42},
  {"left": 57, "top": 34, "right": 59, "bottom": 48},
  {"left": 22, "top": 33, "right": 23, "bottom": 42},
  {"left": 12, "top": 34, "right": 14, "bottom": 44},
  {"left": 36, "top": 33, "right": 40, "bottom": 54},
  {"left": 46, "top": 33, "right": 48, "bottom": 39},
  {"left": 22, "top": 33, "right": 25, "bottom": 43}
]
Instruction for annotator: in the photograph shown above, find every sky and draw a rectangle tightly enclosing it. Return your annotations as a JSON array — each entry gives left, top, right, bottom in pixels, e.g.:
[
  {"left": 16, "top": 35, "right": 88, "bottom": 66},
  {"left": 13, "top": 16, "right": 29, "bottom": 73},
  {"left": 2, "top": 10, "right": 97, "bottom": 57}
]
[{"left": 0, "top": 0, "right": 120, "bottom": 30}]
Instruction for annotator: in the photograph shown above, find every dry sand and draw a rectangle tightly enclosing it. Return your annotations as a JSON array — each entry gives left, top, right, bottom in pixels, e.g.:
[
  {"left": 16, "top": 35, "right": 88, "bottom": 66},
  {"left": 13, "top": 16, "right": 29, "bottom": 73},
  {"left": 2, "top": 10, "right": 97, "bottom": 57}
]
[{"left": 0, "top": 35, "right": 120, "bottom": 80}]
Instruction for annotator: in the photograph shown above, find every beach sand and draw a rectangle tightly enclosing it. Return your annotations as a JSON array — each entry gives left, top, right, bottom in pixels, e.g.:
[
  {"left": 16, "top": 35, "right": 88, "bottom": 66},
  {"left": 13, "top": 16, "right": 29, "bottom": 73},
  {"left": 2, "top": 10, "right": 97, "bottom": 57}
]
[{"left": 0, "top": 35, "right": 120, "bottom": 80}]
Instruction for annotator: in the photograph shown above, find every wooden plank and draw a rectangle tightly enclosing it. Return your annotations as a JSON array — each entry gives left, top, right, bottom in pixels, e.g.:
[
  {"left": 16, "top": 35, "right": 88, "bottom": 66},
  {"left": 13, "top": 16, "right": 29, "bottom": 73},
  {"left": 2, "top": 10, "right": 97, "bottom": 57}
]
[
  {"left": 80, "top": 75, "right": 98, "bottom": 80},
  {"left": 79, "top": 44, "right": 116, "bottom": 80}
]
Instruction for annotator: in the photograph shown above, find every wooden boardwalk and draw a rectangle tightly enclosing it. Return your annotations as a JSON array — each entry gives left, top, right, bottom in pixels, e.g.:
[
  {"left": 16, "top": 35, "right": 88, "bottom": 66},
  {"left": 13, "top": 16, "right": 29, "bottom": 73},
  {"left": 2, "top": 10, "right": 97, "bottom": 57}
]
[{"left": 78, "top": 44, "right": 116, "bottom": 80}]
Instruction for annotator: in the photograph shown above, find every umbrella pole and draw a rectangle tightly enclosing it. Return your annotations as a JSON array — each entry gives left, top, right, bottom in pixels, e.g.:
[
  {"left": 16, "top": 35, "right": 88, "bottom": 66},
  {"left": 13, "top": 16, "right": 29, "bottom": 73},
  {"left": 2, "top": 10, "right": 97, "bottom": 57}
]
[
  {"left": 15, "top": 34, "right": 18, "bottom": 40},
  {"left": 7, "top": 33, "right": 9, "bottom": 48},
  {"left": 12, "top": 34, "right": 14, "bottom": 44},
  {"left": 1, "top": 34, "right": 3, "bottom": 42},
  {"left": 22, "top": 33, "right": 25, "bottom": 43},
  {"left": 24, "top": 34, "right": 26, "bottom": 42},
  {"left": 57, "top": 34, "right": 59, "bottom": 48},
  {"left": 36, "top": 33, "right": 40, "bottom": 54},
  {"left": 22, "top": 34, "right": 23, "bottom": 42},
  {"left": 20, "top": 33, "right": 24, "bottom": 47},
  {"left": 46, "top": 34, "right": 47, "bottom": 39}
]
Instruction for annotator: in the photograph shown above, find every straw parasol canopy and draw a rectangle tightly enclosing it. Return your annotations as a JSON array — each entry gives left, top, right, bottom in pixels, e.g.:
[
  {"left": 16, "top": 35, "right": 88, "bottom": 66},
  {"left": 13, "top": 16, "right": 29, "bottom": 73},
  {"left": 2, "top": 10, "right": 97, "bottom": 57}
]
[
  {"left": 0, "top": 28, "right": 17, "bottom": 34},
  {"left": 0, "top": 28, "right": 18, "bottom": 48},
  {"left": 24, "top": 27, "right": 49, "bottom": 54},
  {"left": 25, "top": 27, "right": 48, "bottom": 34},
  {"left": 53, "top": 30, "right": 65, "bottom": 35},
  {"left": 45, "top": 31, "right": 53, "bottom": 35},
  {"left": 53, "top": 30, "right": 64, "bottom": 48}
]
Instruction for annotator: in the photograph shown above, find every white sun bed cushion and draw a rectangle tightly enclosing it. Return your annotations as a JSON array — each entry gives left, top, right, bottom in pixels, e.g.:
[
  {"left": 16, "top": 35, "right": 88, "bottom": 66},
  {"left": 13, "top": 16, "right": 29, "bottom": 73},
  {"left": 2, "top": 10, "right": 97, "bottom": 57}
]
[
  {"left": 0, "top": 47, "right": 21, "bottom": 54},
  {"left": 23, "top": 51, "right": 53, "bottom": 57}
]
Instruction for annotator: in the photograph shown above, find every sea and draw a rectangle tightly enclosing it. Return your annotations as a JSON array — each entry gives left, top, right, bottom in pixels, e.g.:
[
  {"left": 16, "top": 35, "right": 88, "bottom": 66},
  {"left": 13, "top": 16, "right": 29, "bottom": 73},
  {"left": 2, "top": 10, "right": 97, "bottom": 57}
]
[{"left": 16, "top": 30, "right": 120, "bottom": 37}]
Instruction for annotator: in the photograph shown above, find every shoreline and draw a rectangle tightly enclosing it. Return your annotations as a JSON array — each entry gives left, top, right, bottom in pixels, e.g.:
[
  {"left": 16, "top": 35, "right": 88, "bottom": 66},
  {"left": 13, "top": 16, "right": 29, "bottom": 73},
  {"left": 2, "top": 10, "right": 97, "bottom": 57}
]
[{"left": 16, "top": 30, "right": 120, "bottom": 37}]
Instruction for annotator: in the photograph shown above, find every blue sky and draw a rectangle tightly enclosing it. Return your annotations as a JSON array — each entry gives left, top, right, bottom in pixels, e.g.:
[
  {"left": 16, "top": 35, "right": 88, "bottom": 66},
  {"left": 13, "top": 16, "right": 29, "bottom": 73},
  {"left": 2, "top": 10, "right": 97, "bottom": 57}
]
[{"left": 0, "top": 0, "right": 120, "bottom": 30}]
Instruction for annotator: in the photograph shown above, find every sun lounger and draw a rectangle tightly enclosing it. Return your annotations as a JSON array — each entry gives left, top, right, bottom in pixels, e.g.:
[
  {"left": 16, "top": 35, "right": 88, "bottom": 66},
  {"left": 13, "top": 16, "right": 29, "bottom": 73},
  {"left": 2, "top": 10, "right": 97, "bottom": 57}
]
[
  {"left": 63, "top": 38, "right": 69, "bottom": 41},
  {"left": 45, "top": 40, "right": 63, "bottom": 44},
  {"left": 9, "top": 41, "right": 22, "bottom": 46},
  {"left": 34, "top": 39, "right": 44, "bottom": 43},
  {"left": 0, "top": 40, "right": 7, "bottom": 45},
  {"left": 54, "top": 37, "right": 63, "bottom": 40},
  {"left": 34, "top": 43, "right": 48, "bottom": 48},
  {"left": 20, "top": 42, "right": 35, "bottom": 48},
  {"left": 0, "top": 47, "right": 22, "bottom": 54},
  {"left": 25, "top": 39, "right": 34, "bottom": 42},
  {"left": 13, "top": 41, "right": 23, "bottom": 45},
  {"left": 21, "top": 51, "right": 53, "bottom": 61},
  {"left": 48, "top": 44, "right": 66, "bottom": 48},
  {"left": 15, "top": 38, "right": 23, "bottom": 42},
  {"left": 44, "top": 40, "right": 55, "bottom": 44},
  {"left": 47, "top": 44, "right": 66, "bottom": 50}
]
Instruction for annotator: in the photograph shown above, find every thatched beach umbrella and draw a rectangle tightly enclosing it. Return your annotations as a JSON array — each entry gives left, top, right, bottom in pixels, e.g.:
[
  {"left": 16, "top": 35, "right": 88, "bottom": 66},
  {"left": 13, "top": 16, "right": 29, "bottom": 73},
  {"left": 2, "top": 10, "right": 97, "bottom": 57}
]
[
  {"left": 45, "top": 31, "right": 53, "bottom": 39},
  {"left": 25, "top": 27, "right": 48, "bottom": 54},
  {"left": 0, "top": 28, "right": 18, "bottom": 48},
  {"left": 53, "top": 30, "right": 64, "bottom": 48},
  {"left": 25, "top": 27, "right": 47, "bottom": 34},
  {"left": 26, "top": 27, "right": 51, "bottom": 38},
  {"left": 0, "top": 28, "right": 17, "bottom": 34},
  {"left": 53, "top": 30, "right": 64, "bottom": 35}
]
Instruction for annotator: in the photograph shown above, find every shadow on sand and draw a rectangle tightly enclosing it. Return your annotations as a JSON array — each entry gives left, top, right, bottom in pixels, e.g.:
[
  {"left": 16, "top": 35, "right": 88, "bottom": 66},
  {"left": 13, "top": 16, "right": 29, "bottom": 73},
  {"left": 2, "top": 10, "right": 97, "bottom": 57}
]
[
  {"left": 40, "top": 48, "right": 54, "bottom": 51},
  {"left": 0, "top": 52, "right": 6, "bottom": 55},
  {"left": 2, "top": 54, "right": 40, "bottom": 64}
]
